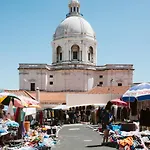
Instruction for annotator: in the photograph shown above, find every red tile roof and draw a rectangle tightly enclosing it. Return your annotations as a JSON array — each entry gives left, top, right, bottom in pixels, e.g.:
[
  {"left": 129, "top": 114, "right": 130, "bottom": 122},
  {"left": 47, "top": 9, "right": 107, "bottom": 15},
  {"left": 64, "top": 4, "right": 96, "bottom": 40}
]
[
  {"left": 28, "top": 91, "right": 83, "bottom": 104},
  {"left": 3, "top": 86, "right": 130, "bottom": 105},
  {"left": 87, "top": 86, "right": 130, "bottom": 95},
  {"left": 4, "top": 90, "right": 34, "bottom": 99}
]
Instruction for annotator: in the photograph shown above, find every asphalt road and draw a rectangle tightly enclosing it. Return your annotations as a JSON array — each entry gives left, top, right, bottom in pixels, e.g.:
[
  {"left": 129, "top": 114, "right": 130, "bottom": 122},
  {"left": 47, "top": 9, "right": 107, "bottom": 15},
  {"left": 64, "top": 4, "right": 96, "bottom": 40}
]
[{"left": 52, "top": 124, "right": 116, "bottom": 150}]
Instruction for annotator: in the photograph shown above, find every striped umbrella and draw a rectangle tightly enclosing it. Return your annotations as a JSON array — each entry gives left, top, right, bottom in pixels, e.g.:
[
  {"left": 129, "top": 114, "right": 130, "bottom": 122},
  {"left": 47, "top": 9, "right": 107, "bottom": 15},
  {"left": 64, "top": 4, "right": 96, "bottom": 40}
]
[
  {"left": 122, "top": 82, "right": 150, "bottom": 102},
  {"left": 0, "top": 92, "right": 21, "bottom": 106}
]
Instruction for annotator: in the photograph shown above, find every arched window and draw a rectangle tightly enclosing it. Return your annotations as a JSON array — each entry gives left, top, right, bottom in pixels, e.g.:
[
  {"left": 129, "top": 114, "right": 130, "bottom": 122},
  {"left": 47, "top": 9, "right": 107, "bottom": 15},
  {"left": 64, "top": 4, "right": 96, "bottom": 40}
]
[
  {"left": 88, "top": 46, "right": 93, "bottom": 62},
  {"left": 56, "top": 46, "right": 62, "bottom": 62},
  {"left": 71, "top": 45, "right": 80, "bottom": 60}
]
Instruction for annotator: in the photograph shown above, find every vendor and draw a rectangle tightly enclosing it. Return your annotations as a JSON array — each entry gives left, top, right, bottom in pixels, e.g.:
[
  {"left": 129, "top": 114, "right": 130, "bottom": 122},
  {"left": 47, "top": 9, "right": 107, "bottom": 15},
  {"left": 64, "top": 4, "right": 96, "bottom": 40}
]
[{"left": 101, "top": 101, "right": 114, "bottom": 144}]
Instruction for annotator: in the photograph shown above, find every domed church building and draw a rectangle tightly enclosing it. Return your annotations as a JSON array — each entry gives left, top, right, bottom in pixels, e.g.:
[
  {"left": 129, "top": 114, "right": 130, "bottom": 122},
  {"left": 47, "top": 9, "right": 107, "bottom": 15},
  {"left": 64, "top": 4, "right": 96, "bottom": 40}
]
[{"left": 18, "top": 0, "right": 134, "bottom": 92}]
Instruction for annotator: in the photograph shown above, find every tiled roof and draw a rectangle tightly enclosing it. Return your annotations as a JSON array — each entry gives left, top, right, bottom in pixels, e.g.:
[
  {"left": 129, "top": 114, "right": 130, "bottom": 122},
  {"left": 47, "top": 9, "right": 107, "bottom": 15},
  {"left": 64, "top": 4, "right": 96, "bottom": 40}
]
[
  {"left": 28, "top": 91, "right": 83, "bottom": 104},
  {"left": 4, "top": 90, "right": 34, "bottom": 99},
  {"left": 87, "top": 86, "right": 130, "bottom": 95},
  {"left": 2, "top": 90, "right": 84, "bottom": 104},
  {"left": 3, "top": 86, "right": 130, "bottom": 105}
]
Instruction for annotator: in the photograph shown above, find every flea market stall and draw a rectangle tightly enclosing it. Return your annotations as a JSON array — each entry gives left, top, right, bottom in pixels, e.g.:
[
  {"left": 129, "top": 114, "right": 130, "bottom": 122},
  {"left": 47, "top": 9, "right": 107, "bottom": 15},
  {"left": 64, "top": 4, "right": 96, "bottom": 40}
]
[
  {"left": 0, "top": 92, "right": 58, "bottom": 150},
  {"left": 95, "top": 83, "right": 150, "bottom": 150}
]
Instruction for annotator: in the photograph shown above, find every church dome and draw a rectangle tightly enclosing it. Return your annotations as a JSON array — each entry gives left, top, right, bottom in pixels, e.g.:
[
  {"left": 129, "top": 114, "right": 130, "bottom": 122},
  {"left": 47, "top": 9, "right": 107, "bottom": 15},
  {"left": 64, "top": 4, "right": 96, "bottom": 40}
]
[{"left": 54, "top": 16, "right": 95, "bottom": 40}]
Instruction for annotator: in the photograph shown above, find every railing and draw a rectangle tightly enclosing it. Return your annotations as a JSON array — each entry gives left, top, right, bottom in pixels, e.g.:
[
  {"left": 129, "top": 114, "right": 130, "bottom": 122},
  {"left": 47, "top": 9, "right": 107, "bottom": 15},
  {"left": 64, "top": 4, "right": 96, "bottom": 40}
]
[
  {"left": 19, "top": 63, "right": 133, "bottom": 71},
  {"left": 96, "top": 64, "right": 133, "bottom": 70},
  {"left": 66, "top": 13, "right": 83, "bottom": 18},
  {"left": 18, "top": 64, "right": 51, "bottom": 70}
]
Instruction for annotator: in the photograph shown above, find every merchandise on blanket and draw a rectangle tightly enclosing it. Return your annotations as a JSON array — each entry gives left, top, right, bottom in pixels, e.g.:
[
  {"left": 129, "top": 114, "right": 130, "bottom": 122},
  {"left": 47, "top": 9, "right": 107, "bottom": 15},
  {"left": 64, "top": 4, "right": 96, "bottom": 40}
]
[
  {"left": 131, "top": 136, "right": 144, "bottom": 149},
  {"left": 118, "top": 136, "right": 133, "bottom": 147},
  {"left": 110, "top": 124, "right": 122, "bottom": 135},
  {"left": 140, "top": 130, "right": 150, "bottom": 136},
  {"left": 110, "top": 124, "right": 122, "bottom": 131},
  {"left": 0, "top": 120, "right": 8, "bottom": 132},
  {"left": 142, "top": 136, "right": 150, "bottom": 143},
  {"left": 42, "top": 127, "right": 47, "bottom": 133},
  {"left": 19, "top": 146, "right": 38, "bottom": 150},
  {"left": 117, "top": 136, "right": 147, "bottom": 150},
  {"left": 23, "top": 128, "right": 57, "bottom": 149},
  {"left": 0, "top": 126, "right": 7, "bottom": 134},
  {"left": 120, "top": 131, "right": 141, "bottom": 137},
  {"left": 5, "top": 121, "right": 19, "bottom": 128}
]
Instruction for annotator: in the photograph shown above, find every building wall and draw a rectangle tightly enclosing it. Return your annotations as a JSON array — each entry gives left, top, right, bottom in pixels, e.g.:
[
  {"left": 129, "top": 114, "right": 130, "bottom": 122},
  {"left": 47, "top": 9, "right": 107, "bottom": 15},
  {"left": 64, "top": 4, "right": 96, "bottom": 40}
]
[
  {"left": 19, "top": 69, "right": 48, "bottom": 91},
  {"left": 66, "top": 94, "right": 121, "bottom": 107},
  {"left": 47, "top": 69, "right": 95, "bottom": 91},
  {"left": 19, "top": 66, "right": 133, "bottom": 91},
  {"left": 105, "top": 69, "right": 133, "bottom": 86}
]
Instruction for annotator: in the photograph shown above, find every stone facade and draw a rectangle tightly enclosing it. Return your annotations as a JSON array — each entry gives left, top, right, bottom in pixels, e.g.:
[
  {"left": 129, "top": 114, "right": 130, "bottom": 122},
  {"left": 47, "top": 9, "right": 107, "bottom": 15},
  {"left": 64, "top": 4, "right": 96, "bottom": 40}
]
[
  {"left": 18, "top": 0, "right": 134, "bottom": 92},
  {"left": 18, "top": 64, "right": 133, "bottom": 92}
]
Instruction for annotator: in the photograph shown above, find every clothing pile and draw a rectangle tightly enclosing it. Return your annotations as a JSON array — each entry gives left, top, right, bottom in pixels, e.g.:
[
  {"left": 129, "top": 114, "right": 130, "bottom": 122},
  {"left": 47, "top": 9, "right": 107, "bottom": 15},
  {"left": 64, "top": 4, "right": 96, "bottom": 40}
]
[
  {"left": 0, "top": 119, "right": 58, "bottom": 150},
  {"left": 0, "top": 119, "right": 19, "bottom": 137},
  {"left": 23, "top": 126, "right": 58, "bottom": 149},
  {"left": 107, "top": 124, "right": 148, "bottom": 150}
]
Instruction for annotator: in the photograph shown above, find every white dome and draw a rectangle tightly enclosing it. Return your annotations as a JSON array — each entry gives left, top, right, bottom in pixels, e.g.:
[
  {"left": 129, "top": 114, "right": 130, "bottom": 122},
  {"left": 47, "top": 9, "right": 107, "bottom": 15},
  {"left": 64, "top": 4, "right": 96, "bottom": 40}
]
[{"left": 54, "top": 16, "right": 95, "bottom": 40}]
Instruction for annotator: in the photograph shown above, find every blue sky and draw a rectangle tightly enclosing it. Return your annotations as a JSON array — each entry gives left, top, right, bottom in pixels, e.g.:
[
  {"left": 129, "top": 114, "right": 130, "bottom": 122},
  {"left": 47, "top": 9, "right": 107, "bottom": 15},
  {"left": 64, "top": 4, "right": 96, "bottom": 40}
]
[{"left": 0, "top": 0, "right": 150, "bottom": 89}]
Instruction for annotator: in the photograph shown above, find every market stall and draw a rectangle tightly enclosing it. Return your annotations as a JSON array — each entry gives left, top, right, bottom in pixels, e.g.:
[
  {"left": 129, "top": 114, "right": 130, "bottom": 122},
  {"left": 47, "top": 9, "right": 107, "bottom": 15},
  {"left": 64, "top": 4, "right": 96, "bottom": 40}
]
[
  {"left": 93, "top": 83, "right": 150, "bottom": 149},
  {"left": 0, "top": 92, "right": 58, "bottom": 150}
]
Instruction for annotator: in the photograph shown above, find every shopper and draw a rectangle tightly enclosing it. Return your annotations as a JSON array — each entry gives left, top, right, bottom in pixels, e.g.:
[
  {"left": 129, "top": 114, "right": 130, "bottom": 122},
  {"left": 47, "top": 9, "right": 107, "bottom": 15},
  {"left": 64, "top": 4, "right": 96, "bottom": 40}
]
[{"left": 101, "top": 101, "right": 113, "bottom": 144}]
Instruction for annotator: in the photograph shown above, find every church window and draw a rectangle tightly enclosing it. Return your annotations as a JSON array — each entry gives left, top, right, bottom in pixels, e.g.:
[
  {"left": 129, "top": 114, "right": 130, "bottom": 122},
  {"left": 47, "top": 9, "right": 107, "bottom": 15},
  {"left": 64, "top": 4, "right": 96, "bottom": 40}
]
[
  {"left": 99, "top": 75, "right": 103, "bottom": 78},
  {"left": 50, "top": 75, "right": 53, "bottom": 78},
  {"left": 99, "top": 82, "right": 103, "bottom": 86},
  {"left": 50, "top": 82, "right": 53, "bottom": 85},
  {"left": 71, "top": 7, "right": 72, "bottom": 12},
  {"left": 88, "top": 53, "right": 90, "bottom": 61},
  {"left": 89, "top": 46, "right": 93, "bottom": 62},
  {"left": 118, "top": 83, "right": 122, "bottom": 86},
  {"left": 60, "top": 52, "right": 62, "bottom": 61},
  {"left": 74, "top": 7, "right": 76, "bottom": 12},
  {"left": 30, "top": 83, "right": 35, "bottom": 91},
  {"left": 56, "top": 46, "right": 62, "bottom": 62},
  {"left": 77, "top": 7, "right": 79, "bottom": 13},
  {"left": 71, "top": 45, "right": 80, "bottom": 60},
  {"left": 73, "top": 51, "right": 78, "bottom": 59}
]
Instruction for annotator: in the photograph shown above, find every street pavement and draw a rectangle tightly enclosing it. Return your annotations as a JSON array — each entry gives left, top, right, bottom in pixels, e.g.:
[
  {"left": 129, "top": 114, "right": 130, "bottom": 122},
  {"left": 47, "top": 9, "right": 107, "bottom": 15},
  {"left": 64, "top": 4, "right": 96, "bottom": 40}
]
[{"left": 52, "top": 124, "right": 115, "bottom": 150}]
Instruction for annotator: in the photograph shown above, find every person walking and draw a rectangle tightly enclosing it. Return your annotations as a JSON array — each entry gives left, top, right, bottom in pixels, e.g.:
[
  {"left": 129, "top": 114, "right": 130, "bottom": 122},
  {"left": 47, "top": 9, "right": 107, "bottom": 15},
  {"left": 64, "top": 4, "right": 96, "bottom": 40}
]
[{"left": 101, "top": 101, "right": 113, "bottom": 144}]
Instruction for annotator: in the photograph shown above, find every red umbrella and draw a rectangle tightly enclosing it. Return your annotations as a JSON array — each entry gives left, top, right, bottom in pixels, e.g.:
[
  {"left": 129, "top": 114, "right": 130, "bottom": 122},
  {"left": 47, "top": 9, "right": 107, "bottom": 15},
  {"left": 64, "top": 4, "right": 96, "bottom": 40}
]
[{"left": 110, "top": 99, "right": 128, "bottom": 106}]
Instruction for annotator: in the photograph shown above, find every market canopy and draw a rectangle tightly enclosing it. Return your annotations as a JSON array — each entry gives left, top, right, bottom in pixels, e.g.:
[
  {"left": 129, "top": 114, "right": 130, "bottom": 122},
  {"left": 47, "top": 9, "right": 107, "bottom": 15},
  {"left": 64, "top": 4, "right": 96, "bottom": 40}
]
[
  {"left": 3, "top": 106, "right": 37, "bottom": 116},
  {"left": 18, "top": 95, "right": 40, "bottom": 108},
  {"left": 122, "top": 82, "right": 150, "bottom": 102},
  {"left": 0, "top": 92, "right": 40, "bottom": 108},
  {"left": 53, "top": 105, "right": 69, "bottom": 110}
]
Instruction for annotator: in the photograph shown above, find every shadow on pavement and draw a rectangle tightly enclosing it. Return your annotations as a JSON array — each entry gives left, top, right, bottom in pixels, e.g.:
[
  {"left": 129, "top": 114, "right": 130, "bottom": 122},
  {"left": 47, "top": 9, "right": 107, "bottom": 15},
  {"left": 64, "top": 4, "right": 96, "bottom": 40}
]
[
  {"left": 86, "top": 144, "right": 102, "bottom": 148},
  {"left": 86, "top": 142, "right": 118, "bottom": 148}
]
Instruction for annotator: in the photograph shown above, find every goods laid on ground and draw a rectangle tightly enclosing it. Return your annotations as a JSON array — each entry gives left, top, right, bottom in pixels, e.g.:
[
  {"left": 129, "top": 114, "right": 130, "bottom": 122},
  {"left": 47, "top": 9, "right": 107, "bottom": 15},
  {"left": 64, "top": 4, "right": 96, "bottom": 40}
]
[
  {"left": 0, "top": 118, "right": 59, "bottom": 150},
  {"left": 89, "top": 122, "right": 150, "bottom": 150}
]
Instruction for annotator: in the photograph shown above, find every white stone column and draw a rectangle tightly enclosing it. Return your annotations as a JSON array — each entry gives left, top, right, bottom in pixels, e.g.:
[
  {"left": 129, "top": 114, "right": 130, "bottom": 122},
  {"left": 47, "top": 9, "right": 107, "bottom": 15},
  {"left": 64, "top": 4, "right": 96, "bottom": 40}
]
[
  {"left": 66, "top": 40, "right": 69, "bottom": 62},
  {"left": 70, "top": 44, "right": 72, "bottom": 61},
  {"left": 81, "top": 43, "right": 85, "bottom": 62}
]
